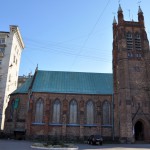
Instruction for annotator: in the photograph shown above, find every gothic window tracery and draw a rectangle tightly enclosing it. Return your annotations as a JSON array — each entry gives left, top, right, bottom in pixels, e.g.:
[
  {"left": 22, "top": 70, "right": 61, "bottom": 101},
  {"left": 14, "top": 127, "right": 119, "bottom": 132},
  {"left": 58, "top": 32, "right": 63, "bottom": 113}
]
[
  {"left": 86, "top": 100, "right": 94, "bottom": 124},
  {"left": 102, "top": 100, "right": 110, "bottom": 125},
  {"left": 52, "top": 99, "right": 61, "bottom": 123},
  {"left": 69, "top": 99, "right": 77, "bottom": 124},
  {"left": 35, "top": 98, "right": 44, "bottom": 123}
]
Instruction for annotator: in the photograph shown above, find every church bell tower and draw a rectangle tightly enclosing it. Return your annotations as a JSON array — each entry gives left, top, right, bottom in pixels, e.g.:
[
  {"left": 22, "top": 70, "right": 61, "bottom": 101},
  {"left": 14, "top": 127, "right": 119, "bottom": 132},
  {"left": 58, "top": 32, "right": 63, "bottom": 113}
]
[{"left": 113, "top": 5, "right": 150, "bottom": 143}]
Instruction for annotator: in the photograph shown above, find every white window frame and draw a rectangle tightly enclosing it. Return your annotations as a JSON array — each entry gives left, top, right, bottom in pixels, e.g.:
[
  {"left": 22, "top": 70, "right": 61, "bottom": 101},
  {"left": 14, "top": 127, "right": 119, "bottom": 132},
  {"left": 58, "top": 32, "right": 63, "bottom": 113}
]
[{"left": 0, "top": 38, "right": 5, "bottom": 44}]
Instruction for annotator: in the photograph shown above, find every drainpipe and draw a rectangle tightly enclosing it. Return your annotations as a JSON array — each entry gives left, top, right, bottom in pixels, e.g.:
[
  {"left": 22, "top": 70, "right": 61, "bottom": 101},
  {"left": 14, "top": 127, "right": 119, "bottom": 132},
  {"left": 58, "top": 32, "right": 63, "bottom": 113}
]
[{"left": 112, "top": 94, "right": 114, "bottom": 141}]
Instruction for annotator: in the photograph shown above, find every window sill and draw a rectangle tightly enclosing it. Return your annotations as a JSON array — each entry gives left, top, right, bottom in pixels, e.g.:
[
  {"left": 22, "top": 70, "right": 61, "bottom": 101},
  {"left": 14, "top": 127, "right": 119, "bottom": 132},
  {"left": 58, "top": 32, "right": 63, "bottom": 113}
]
[
  {"left": 101, "top": 124, "right": 112, "bottom": 128},
  {"left": 83, "top": 124, "right": 97, "bottom": 127},
  {"left": 32, "top": 123, "right": 46, "bottom": 125},
  {"left": 66, "top": 124, "right": 80, "bottom": 127},
  {"left": 49, "top": 123, "right": 62, "bottom": 126}
]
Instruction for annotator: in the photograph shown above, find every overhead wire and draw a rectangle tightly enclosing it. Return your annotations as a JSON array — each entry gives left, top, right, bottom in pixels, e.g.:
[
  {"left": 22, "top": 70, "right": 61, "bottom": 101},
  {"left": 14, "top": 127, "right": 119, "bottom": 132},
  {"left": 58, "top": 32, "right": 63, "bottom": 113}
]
[
  {"left": 24, "top": 45, "right": 111, "bottom": 63},
  {"left": 21, "top": 1, "right": 113, "bottom": 72},
  {"left": 24, "top": 35, "right": 111, "bottom": 55},
  {"left": 22, "top": 37, "right": 112, "bottom": 63},
  {"left": 69, "top": 0, "right": 111, "bottom": 70},
  {"left": 24, "top": 44, "right": 111, "bottom": 57}
]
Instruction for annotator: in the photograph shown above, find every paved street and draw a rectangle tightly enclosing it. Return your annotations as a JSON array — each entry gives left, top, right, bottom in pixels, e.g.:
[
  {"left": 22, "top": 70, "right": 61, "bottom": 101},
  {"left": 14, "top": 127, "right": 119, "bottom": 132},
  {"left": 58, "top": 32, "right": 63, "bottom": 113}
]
[
  {"left": 77, "top": 143, "right": 150, "bottom": 150},
  {"left": 0, "top": 139, "right": 150, "bottom": 150},
  {"left": 0, "top": 139, "right": 33, "bottom": 150}
]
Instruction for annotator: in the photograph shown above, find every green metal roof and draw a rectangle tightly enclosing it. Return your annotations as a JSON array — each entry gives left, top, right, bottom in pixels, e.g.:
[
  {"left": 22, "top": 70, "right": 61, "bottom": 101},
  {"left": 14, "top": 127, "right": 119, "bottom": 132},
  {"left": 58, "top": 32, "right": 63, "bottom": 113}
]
[
  {"left": 12, "top": 77, "right": 33, "bottom": 94},
  {"left": 13, "top": 70, "right": 113, "bottom": 95}
]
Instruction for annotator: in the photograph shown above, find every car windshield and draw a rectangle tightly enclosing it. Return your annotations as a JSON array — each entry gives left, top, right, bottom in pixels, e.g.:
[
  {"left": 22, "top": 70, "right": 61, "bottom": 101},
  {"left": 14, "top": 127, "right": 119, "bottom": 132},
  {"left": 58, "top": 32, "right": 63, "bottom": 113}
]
[{"left": 94, "top": 135, "right": 101, "bottom": 138}]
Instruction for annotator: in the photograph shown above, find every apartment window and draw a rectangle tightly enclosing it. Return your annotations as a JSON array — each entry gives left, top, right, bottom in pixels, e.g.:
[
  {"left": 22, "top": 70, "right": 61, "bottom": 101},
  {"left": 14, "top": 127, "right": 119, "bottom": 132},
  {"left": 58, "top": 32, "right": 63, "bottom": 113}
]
[
  {"left": 0, "top": 60, "right": 2, "bottom": 65},
  {"left": 13, "top": 56, "right": 15, "bottom": 63},
  {"left": 0, "top": 38, "right": 5, "bottom": 44},
  {"left": 0, "top": 48, "right": 4, "bottom": 57},
  {"left": 126, "top": 32, "right": 133, "bottom": 50},
  {"left": 0, "top": 48, "right": 5, "bottom": 53},
  {"left": 9, "top": 74, "right": 11, "bottom": 82}
]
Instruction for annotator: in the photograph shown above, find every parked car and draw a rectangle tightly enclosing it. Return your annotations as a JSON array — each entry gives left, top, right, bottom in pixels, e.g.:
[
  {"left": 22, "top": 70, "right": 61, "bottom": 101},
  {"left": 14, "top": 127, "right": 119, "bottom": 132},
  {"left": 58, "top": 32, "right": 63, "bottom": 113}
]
[{"left": 87, "top": 135, "right": 103, "bottom": 145}]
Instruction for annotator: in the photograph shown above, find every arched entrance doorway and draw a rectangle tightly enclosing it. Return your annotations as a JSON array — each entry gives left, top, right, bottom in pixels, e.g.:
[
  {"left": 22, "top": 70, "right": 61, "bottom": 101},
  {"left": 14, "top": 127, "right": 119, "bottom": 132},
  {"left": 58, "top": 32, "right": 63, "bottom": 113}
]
[{"left": 134, "top": 121, "right": 144, "bottom": 141}]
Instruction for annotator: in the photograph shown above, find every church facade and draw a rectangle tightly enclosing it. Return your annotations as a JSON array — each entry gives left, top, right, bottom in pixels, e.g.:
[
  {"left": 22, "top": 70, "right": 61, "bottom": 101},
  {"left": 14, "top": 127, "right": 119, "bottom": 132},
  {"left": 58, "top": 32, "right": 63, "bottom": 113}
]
[
  {"left": 4, "top": 71, "right": 114, "bottom": 141},
  {"left": 4, "top": 5, "right": 150, "bottom": 143}
]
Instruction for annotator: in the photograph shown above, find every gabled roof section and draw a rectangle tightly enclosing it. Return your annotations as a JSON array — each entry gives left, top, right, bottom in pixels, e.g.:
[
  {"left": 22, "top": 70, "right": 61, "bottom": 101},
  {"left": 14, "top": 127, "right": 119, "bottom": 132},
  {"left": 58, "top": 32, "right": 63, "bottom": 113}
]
[
  {"left": 12, "top": 77, "right": 33, "bottom": 94},
  {"left": 32, "top": 70, "right": 113, "bottom": 94}
]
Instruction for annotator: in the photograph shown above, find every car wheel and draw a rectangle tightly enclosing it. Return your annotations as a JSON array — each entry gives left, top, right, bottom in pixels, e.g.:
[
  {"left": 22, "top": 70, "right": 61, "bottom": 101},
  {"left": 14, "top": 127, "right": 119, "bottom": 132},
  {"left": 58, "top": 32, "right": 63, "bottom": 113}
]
[{"left": 100, "top": 142, "right": 102, "bottom": 145}]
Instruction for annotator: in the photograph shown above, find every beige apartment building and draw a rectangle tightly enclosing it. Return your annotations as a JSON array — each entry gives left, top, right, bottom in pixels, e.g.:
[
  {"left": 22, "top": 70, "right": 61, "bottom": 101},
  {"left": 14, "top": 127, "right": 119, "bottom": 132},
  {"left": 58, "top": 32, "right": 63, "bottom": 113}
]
[{"left": 0, "top": 25, "right": 24, "bottom": 129}]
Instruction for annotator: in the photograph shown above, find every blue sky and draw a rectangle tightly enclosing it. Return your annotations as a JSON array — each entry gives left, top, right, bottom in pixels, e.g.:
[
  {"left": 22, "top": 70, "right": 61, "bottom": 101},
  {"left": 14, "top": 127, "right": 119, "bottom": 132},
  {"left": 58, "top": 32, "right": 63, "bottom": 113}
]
[{"left": 1, "top": 0, "right": 150, "bottom": 75}]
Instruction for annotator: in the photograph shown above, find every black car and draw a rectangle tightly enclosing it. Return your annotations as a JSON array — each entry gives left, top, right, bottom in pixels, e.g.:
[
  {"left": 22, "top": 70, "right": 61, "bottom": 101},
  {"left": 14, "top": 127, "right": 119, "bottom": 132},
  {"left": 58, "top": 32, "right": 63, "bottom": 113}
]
[{"left": 87, "top": 135, "right": 103, "bottom": 145}]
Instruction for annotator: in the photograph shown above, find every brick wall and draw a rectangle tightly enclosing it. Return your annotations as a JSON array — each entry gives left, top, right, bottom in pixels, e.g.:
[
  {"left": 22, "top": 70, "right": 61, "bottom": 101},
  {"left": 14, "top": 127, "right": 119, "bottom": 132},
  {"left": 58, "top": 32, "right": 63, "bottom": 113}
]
[{"left": 4, "top": 93, "right": 114, "bottom": 140}]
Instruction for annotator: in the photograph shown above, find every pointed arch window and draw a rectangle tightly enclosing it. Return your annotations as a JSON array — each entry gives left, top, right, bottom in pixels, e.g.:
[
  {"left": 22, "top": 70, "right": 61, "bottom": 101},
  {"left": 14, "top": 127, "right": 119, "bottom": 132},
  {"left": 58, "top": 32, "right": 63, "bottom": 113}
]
[
  {"left": 126, "top": 32, "right": 133, "bottom": 50},
  {"left": 52, "top": 99, "right": 61, "bottom": 123},
  {"left": 102, "top": 101, "right": 110, "bottom": 125},
  {"left": 86, "top": 101, "right": 94, "bottom": 124},
  {"left": 35, "top": 99, "right": 44, "bottom": 123},
  {"left": 69, "top": 100, "right": 77, "bottom": 124}
]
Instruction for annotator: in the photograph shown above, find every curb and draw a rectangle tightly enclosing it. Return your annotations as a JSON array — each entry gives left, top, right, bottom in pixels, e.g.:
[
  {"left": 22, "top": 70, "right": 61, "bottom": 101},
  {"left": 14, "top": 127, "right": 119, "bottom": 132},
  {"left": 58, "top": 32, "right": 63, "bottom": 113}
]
[{"left": 31, "top": 146, "right": 78, "bottom": 150}]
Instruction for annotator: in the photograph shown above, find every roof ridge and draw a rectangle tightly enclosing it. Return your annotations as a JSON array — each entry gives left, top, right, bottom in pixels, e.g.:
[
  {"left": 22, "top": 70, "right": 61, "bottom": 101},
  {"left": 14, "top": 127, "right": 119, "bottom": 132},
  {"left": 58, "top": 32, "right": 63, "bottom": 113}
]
[
  {"left": 11, "top": 71, "right": 113, "bottom": 95},
  {"left": 37, "top": 70, "right": 112, "bottom": 75}
]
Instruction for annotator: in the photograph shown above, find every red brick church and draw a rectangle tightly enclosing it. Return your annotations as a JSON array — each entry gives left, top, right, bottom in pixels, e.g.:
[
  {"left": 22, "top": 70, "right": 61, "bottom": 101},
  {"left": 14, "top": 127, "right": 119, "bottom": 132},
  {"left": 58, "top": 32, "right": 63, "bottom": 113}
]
[{"left": 4, "top": 5, "right": 150, "bottom": 143}]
